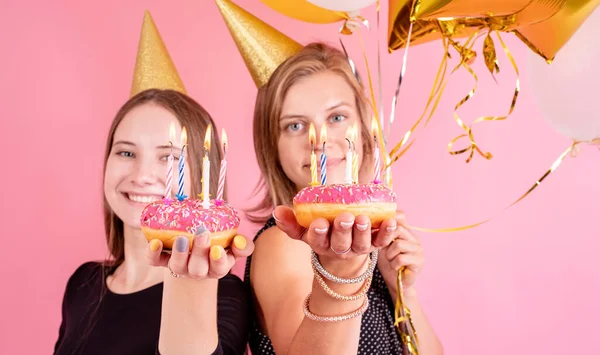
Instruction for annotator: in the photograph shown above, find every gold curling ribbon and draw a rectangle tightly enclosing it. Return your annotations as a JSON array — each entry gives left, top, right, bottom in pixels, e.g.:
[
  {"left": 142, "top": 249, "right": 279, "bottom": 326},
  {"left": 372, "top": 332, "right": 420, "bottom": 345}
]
[
  {"left": 386, "top": 14, "right": 524, "bottom": 168},
  {"left": 407, "top": 138, "right": 600, "bottom": 233},
  {"left": 386, "top": 30, "right": 457, "bottom": 168},
  {"left": 447, "top": 29, "right": 521, "bottom": 163},
  {"left": 387, "top": 20, "right": 486, "bottom": 168},
  {"left": 395, "top": 266, "right": 420, "bottom": 354},
  {"left": 387, "top": 26, "right": 451, "bottom": 168}
]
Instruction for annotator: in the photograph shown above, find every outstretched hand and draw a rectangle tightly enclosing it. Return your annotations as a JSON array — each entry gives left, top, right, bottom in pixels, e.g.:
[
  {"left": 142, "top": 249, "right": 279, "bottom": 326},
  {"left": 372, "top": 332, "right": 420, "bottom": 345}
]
[
  {"left": 146, "top": 226, "right": 254, "bottom": 280},
  {"left": 272, "top": 205, "right": 398, "bottom": 262}
]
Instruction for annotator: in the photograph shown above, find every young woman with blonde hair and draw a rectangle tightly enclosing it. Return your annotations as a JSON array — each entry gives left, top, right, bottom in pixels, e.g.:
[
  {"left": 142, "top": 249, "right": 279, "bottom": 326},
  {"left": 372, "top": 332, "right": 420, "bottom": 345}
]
[{"left": 243, "top": 42, "right": 443, "bottom": 355}]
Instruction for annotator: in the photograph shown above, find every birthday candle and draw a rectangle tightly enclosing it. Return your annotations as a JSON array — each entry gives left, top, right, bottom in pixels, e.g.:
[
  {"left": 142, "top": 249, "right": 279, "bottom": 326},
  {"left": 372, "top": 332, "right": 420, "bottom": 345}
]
[
  {"left": 352, "top": 124, "right": 359, "bottom": 184},
  {"left": 202, "top": 125, "right": 212, "bottom": 208},
  {"left": 319, "top": 124, "right": 327, "bottom": 185},
  {"left": 165, "top": 123, "right": 176, "bottom": 199},
  {"left": 176, "top": 127, "right": 187, "bottom": 200},
  {"left": 217, "top": 129, "right": 227, "bottom": 201},
  {"left": 309, "top": 124, "right": 319, "bottom": 186},
  {"left": 345, "top": 126, "right": 353, "bottom": 184},
  {"left": 372, "top": 118, "right": 382, "bottom": 183}
]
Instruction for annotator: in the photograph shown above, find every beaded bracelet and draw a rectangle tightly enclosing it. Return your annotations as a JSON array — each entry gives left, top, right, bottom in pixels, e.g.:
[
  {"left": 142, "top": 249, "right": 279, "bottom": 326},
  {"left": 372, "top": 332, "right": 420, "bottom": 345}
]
[
  {"left": 303, "top": 292, "right": 369, "bottom": 322},
  {"left": 310, "top": 249, "right": 378, "bottom": 284},
  {"left": 312, "top": 263, "right": 373, "bottom": 301}
]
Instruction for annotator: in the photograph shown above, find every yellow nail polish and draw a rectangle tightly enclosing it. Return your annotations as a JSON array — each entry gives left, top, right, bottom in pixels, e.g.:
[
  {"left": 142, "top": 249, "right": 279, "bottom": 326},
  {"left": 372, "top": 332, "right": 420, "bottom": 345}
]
[
  {"left": 233, "top": 235, "right": 246, "bottom": 250},
  {"left": 149, "top": 239, "right": 161, "bottom": 252},
  {"left": 210, "top": 246, "right": 222, "bottom": 260}
]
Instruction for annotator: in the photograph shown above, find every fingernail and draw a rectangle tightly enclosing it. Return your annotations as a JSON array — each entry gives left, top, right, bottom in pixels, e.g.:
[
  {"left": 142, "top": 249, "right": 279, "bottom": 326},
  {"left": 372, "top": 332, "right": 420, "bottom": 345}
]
[
  {"left": 315, "top": 228, "right": 328, "bottom": 234},
  {"left": 356, "top": 223, "right": 368, "bottom": 231},
  {"left": 233, "top": 235, "right": 246, "bottom": 250},
  {"left": 175, "top": 237, "right": 189, "bottom": 252},
  {"left": 272, "top": 210, "right": 282, "bottom": 223},
  {"left": 149, "top": 239, "right": 161, "bottom": 252},
  {"left": 194, "top": 234, "right": 208, "bottom": 246},
  {"left": 387, "top": 222, "right": 397, "bottom": 233},
  {"left": 195, "top": 225, "right": 207, "bottom": 235},
  {"left": 340, "top": 221, "right": 354, "bottom": 229},
  {"left": 210, "top": 245, "right": 223, "bottom": 260}
]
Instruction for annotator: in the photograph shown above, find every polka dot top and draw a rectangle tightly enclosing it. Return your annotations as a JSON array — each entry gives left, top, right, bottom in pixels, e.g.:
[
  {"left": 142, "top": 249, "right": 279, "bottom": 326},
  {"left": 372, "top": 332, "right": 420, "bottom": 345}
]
[{"left": 244, "top": 217, "right": 404, "bottom": 354}]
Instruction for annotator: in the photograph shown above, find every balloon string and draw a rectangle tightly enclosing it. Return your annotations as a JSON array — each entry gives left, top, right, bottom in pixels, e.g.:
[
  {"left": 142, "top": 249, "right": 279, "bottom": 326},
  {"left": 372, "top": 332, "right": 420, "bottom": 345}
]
[
  {"left": 407, "top": 139, "right": 600, "bottom": 233},
  {"left": 356, "top": 27, "right": 389, "bottom": 183},
  {"left": 386, "top": 34, "right": 451, "bottom": 168},
  {"left": 375, "top": 0, "right": 385, "bottom": 139},
  {"left": 447, "top": 30, "right": 521, "bottom": 163},
  {"left": 388, "top": 0, "right": 417, "bottom": 137}
]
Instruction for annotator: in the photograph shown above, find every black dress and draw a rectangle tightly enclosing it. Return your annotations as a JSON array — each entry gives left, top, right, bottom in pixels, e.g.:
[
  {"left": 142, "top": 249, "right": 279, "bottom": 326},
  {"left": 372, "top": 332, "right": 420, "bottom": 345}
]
[
  {"left": 54, "top": 261, "right": 250, "bottom": 355},
  {"left": 244, "top": 217, "right": 404, "bottom": 354}
]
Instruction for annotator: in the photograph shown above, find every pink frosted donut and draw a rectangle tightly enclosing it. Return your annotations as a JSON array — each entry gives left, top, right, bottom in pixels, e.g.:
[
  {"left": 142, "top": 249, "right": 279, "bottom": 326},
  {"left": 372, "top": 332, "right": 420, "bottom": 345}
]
[
  {"left": 293, "top": 183, "right": 397, "bottom": 228},
  {"left": 140, "top": 198, "right": 240, "bottom": 250}
]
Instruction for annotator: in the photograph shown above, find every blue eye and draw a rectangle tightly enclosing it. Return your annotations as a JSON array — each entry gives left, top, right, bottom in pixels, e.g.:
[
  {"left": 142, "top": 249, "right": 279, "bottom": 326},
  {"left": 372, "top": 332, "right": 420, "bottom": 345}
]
[
  {"left": 330, "top": 114, "right": 346, "bottom": 123},
  {"left": 287, "top": 123, "right": 304, "bottom": 132}
]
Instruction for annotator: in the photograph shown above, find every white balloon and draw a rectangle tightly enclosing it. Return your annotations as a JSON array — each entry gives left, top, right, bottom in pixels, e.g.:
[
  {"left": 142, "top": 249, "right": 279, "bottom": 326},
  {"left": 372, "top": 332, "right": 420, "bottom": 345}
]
[
  {"left": 526, "top": 7, "right": 600, "bottom": 142},
  {"left": 307, "top": 0, "right": 377, "bottom": 13}
]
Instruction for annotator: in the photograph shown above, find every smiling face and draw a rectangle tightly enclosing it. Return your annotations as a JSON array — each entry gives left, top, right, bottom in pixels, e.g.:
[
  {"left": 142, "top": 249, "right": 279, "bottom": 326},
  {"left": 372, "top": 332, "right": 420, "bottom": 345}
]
[
  {"left": 278, "top": 70, "right": 364, "bottom": 189},
  {"left": 103, "top": 103, "right": 190, "bottom": 229}
]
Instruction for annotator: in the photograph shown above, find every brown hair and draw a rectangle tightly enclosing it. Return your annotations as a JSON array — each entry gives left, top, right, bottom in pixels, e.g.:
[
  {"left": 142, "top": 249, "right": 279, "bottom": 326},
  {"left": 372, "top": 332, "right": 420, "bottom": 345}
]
[
  {"left": 247, "top": 42, "right": 374, "bottom": 224},
  {"left": 102, "top": 89, "right": 225, "bottom": 267}
]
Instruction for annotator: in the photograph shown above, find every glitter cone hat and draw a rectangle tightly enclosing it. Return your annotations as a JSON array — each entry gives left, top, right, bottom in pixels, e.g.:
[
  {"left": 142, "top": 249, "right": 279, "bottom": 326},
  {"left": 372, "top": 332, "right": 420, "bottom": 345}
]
[
  {"left": 130, "top": 10, "right": 187, "bottom": 97},
  {"left": 215, "top": 0, "right": 303, "bottom": 88}
]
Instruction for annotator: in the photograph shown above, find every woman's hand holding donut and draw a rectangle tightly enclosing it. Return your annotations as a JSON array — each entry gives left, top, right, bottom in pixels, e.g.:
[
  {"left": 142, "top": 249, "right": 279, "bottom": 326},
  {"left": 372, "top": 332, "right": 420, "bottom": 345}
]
[
  {"left": 377, "top": 211, "right": 424, "bottom": 294},
  {"left": 146, "top": 225, "right": 254, "bottom": 280},
  {"left": 273, "top": 206, "right": 397, "bottom": 265}
]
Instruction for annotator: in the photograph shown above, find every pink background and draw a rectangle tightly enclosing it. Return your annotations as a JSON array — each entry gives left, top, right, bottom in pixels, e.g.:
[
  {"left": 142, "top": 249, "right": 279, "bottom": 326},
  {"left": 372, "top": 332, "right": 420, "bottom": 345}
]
[{"left": 1, "top": 0, "right": 598, "bottom": 354}]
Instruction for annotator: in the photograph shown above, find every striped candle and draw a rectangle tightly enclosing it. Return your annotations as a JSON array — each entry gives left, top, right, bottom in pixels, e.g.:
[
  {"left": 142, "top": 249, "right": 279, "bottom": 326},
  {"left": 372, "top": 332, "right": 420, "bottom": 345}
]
[
  {"left": 309, "top": 124, "right": 319, "bottom": 186},
  {"left": 202, "top": 125, "right": 212, "bottom": 208},
  {"left": 165, "top": 153, "right": 173, "bottom": 198},
  {"left": 319, "top": 124, "right": 327, "bottom": 185},
  {"left": 216, "top": 129, "right": 228, "bottom": 201},
  {"left": 165, "top": 123, "right": 176, "bottom": 199},
  {"left": 373, "top": 144, "right": 381, "bottom": 183},
  {"left": 176, "top": 128, "right": 187, "bottom": 200},
  {"left": 345, "top": 126, "right": 353, "bottom": 184},
  {"left": 177, "top": 149, "right": 185, "bottom": 198},
  {"left": 352, "top": 124, "right": 359, "bottom": 184}
]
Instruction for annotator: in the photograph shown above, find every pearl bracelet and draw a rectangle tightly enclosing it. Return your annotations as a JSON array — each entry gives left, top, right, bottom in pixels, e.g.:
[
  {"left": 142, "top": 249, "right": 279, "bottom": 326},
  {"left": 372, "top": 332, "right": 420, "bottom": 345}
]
[
  {"left": 313, "top": 264, "right": 373, "bottom": 301},
  {"left": 303, "top": 293, "right": 369, "bottom": 322},
  {"left": 310, "top": 249, "right": 378, "bottom": 284}
]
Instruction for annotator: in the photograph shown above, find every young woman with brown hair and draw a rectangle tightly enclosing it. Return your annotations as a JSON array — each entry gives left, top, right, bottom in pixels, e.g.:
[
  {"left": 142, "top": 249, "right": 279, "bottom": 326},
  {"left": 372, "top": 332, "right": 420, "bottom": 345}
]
[{"left": 54, "top": 12, "right": 253, "bottom": 355}]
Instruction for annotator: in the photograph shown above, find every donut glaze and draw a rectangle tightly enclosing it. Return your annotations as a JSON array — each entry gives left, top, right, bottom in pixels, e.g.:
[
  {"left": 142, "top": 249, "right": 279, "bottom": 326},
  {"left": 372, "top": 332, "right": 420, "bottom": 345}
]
[
  {"left": 293, "top": 183, "right": 397, "bottom": 229},
  {"left": 140, "top": 198, "right": 240, "bottom": 249},
  {"left": 293, "top": 183, "right": 397, "bottom": 205}
]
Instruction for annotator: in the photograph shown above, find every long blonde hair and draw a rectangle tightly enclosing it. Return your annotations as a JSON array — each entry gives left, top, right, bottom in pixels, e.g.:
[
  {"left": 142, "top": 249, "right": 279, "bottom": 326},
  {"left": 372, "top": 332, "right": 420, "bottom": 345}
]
[{"left": 247, "top": 42, "right": 374, "bottom": 224}]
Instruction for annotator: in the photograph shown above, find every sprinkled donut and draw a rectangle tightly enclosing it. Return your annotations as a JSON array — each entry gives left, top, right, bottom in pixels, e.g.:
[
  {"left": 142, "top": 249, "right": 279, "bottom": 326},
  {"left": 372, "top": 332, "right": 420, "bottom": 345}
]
[
  {"left": 140, "top": 198, "right": 240, "bottom": 250},
  {"left": 293, "top": 183, "right": 397, "bottom": 228}
]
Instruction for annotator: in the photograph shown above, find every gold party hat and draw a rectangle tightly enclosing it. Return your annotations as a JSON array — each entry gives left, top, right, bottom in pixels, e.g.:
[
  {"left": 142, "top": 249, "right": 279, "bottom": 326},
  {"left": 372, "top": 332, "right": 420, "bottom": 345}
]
[
  {"left": 215, "top": 0, "right": 303, "bottom": 87},
  {"left": 130, "top": 10, "right": 187, "bottom": 97}
]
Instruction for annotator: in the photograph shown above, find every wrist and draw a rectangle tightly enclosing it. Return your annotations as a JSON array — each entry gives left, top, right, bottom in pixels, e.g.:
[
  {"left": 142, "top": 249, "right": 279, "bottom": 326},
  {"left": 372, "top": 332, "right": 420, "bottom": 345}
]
[
  {"left": 318, "top": 253, "right": 369, "bottom": 278},
  {"left": 402, "top": 286, "right": 418, "bottom": 302},
  {"left": 163, "top": 269, "right": 219, "bottom": 290}
]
